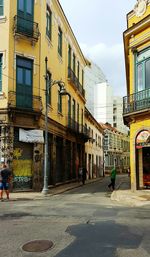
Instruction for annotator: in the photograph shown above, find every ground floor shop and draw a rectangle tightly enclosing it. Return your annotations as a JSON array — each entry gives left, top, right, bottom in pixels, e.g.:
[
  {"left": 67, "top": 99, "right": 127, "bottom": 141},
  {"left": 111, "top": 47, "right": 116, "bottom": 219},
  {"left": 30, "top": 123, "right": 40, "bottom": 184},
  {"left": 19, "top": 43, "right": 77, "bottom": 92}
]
[
  {"left": 136, "top": 130, "right": 150, "bottom": 189},
  {"left": 0, "top": 114, "right": 86, "bottom": 191},
  {"left": 130, "top": 123, "right": 150, "bottom": 191}
]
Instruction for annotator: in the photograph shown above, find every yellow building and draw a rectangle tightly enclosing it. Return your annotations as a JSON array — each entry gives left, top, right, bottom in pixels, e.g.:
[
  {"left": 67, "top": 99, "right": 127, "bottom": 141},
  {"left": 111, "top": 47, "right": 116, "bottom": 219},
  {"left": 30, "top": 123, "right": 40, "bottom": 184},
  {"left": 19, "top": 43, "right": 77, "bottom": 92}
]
[
  {"left": 0, "top": 0, "right": 88, "bottom": 190},
  {"left": 85, "top": 108, "right": 104, "bottom": 179},
  {"left": 123, "top": 0, "right": 150, "bottom": 190}
]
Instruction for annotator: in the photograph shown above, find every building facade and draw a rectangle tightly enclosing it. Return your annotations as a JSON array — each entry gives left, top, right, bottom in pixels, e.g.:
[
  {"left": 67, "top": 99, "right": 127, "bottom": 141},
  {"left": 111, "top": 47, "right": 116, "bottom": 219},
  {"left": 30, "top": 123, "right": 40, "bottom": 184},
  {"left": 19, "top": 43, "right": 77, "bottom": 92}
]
[
  {"left": 101, "top": 123, "right": 130, "bottom": 174},
  {"left": 0, "top": 0, "right": 89, "bottom": 191},
  {"left": 123, "top": 0, "right": 150, "bottom": 190},
  {"left": 113, "top": 96, "right": 129, "bottom": 135},
  {"left": 84, "top": 60, "right": 106, "bottom": 116},
  {"left": 85, "top": 108, "right": 104, "bottom": 179}
]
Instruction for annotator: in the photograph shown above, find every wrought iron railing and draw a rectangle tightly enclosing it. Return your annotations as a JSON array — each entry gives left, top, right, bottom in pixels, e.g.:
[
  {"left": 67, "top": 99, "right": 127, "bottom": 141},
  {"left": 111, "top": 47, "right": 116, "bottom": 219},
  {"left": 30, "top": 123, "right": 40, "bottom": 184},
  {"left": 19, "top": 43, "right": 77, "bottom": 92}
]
[
  {"left": 123, "top": 88, "right": 150, "bottom": 115},
  {"left": 14, "top": 15, "right": 40, "bottom": 40},
  {"left": 8, "top": 91, "right": 42, "bottom": 112},
  {"left": 68, "top": 67, "right": 85, "bottom": 98},
  {"left": 67, "top": 117, "right": 90, "bottom": 139}
]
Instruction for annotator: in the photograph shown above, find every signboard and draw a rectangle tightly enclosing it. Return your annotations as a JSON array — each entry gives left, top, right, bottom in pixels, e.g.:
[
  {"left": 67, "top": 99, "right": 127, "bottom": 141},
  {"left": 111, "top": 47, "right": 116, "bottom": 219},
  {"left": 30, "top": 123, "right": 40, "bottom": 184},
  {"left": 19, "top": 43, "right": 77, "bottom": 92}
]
[
  {"left": 19, "top": 129, "right": 44, "bottom": 143},
  {"left": 136, "top": 130, "right": 150, "bottom": 148}
]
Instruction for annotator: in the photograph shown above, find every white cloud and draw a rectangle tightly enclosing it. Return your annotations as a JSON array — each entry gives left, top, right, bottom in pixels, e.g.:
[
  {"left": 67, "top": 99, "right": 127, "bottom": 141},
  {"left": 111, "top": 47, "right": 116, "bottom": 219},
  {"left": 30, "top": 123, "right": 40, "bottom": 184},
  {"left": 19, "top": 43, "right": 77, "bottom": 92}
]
[{"left": 80, "top": 43, "right": 126, "bottom": 96}]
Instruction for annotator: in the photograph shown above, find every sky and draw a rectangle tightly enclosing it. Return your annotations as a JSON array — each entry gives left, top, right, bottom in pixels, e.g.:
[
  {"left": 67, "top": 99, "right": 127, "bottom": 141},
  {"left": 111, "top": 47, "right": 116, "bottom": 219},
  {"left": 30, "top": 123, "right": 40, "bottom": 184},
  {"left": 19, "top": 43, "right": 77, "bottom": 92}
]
[{"left": 59, "top": 0, "right": 136, "bottom": 96}]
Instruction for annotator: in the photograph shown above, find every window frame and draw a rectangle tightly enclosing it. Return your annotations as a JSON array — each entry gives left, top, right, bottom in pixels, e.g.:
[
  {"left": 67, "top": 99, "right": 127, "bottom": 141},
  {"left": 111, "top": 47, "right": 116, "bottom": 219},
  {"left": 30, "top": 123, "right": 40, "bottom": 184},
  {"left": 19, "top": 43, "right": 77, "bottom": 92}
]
[
  {"left": 73, "top": 53, "right": 76, "bottom": 74},
  {"left": 58, "top": 26, "right": 62, "bottom": 57},
  {"left": 135, "top": 47, "right": 150, "bottom": 92},
  {"left": 68, "top": 45, "right": 71, "bottom": 68},
  {"left": 77, "top": 61, "right": 80, "bottom": 80},
  {"left": 46, "top": 5, "right": 52, "bottom": 40}
]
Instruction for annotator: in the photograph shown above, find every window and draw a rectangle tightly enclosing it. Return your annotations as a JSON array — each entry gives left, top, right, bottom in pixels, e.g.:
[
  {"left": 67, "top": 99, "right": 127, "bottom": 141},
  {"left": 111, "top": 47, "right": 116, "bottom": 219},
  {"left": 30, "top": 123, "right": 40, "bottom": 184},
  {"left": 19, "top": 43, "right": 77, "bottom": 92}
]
[
  {"left": 73, "top": 53, "right": 76, "bottom": 73},
  {"left": 77, "top": 61, "right": 80, "bottom": 80},
  {"left": 68, "top": 45, "right": 71, "bottom": 68},
  {"left": 0, "top": 0, "right": 3, "bottom": 16},
  {"left": 47, "top": 71, "right": 51, "bottom": 105},
  {"left": 16, "top": 56, "right": 33, "bottom": 108},
  {"left": 46, "top": 5, "right": 52, "bottom": 40},
  {"left": 82, "top": 69, "right": 84, "bottom": 86},
  {"left": 58, "top": 85, "right": 62, "bottom": 113},
  {"left": 77, "top": 103, "right": 79, "bottom": 124},
  {"left": 18, "top": 0, "right": 33, "bottom": 14},
  {"left": 26, "top": 0, "right": 32, "bottom": 14},
  {"left": 18, "top": 0, "right": 24, "bottom": 11},
  {"left": 58, "top": 27, "right": 62, "bottom": 57},
  {"left": 72, "top": 99, "right": 76, "bottom": 121},
  {"left": 136, "top": 48, "right": 150, "bottom": 92},
  {"left": 81, "top": 109, "right": 83, "bottom": 126},
  {"left": 0, "top": 54, "right": 2, "bottom": 91}
]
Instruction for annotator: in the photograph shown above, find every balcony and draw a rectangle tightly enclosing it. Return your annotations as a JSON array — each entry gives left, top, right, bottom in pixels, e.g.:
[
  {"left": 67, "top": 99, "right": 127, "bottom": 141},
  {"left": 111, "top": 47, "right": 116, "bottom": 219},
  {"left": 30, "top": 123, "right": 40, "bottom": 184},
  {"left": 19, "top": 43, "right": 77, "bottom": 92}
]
[
  {"left": 67, "top": 117, "right": 90, "bottom": 141},
  {"left": 8, "top": 91, "right": 42, "bottom": 114},
  {"left": 14, "top": 15, "right": 40, "bottom": 41},
  {"left": 123, "top": 88, "right": 150, "bottom": 121},
  {"left": 68, "top": 67, "right": 85, "bottom": 98}
]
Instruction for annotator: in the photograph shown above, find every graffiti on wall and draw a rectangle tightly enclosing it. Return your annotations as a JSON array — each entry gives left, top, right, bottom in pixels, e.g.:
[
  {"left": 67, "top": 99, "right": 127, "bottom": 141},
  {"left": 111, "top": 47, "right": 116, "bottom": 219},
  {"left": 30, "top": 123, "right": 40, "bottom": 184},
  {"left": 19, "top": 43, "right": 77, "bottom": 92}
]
[
  {"left": 13, "top": 148, "right": 23, "bottom": 159},
  {"left": 13, "top": 159, "right": 33, "bottom": 177}
]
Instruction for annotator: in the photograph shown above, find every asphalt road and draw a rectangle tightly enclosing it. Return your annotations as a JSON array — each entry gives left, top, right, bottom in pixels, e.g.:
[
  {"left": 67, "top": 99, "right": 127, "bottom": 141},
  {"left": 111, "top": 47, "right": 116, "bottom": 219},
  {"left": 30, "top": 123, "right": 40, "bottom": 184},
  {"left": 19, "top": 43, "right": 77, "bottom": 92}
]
[{"left": 0, "top": 175, "right": 150, "bottom": 257}]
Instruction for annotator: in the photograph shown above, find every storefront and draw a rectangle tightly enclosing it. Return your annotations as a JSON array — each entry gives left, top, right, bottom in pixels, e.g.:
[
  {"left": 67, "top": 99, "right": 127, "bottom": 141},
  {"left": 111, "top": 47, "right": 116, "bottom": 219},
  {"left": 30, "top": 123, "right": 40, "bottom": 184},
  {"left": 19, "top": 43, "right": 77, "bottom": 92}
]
[{"left": 136, "top": 130, "right": 150, "bottom": 189}]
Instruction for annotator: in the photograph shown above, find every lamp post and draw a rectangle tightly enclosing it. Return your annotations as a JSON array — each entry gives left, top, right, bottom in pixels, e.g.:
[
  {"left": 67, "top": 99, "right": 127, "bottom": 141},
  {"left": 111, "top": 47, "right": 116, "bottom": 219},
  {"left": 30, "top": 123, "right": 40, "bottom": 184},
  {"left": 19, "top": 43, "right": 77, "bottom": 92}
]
[{"left": 42, "top": 57, "right": 68, "bottom": 195}]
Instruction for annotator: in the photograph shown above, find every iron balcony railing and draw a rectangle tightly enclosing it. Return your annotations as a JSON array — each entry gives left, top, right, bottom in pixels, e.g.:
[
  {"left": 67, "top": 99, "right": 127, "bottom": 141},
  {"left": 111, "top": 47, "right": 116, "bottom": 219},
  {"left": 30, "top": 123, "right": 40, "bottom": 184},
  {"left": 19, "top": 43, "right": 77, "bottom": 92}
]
[
  {"left": 67, "top": 117, "right": 90, "bottom": 138},
  {"left": 14, "top": 15, "right": 40, "bottom": 40},
  {"left": 123, "top": 88, "right": 150, "bottom": 115},
  {"left": 8, "top": 91, "right": 42, "bottom": 113},
  {"left": 68, "top": 67, "right": 85, "bottom": 98}
]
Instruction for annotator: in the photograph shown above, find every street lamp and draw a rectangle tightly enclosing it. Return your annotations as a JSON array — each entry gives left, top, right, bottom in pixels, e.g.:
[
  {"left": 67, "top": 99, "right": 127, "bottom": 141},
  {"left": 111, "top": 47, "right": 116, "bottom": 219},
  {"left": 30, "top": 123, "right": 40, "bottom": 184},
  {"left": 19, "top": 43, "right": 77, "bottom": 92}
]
[{"left": 42, "top": 57, "right": 68, "bottom": 195}]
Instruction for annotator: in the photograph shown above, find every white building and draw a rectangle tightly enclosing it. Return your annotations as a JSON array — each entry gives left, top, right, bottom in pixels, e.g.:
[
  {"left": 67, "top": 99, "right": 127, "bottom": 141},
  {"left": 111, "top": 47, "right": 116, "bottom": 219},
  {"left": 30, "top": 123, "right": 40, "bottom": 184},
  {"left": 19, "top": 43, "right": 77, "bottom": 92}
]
[
  {"left": 84, "top": 61, "right": 106, "bottom": 116},
  {"left": 94, "top": 82, "right": 113, "bottom": 125},
  {"left": 113, "top": 96, "right": 129, "bottom": 134},
  {"left": 85, "top": 60, "right": 128, "bottom": 134}
]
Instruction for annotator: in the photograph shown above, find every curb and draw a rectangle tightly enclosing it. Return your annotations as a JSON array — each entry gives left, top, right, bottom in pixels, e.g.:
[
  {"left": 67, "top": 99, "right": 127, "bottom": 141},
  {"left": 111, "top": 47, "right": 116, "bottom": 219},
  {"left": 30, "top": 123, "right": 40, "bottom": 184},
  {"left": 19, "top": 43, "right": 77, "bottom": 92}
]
[{"left": 9, "top": 178, "right": 103, "bottom": 201}]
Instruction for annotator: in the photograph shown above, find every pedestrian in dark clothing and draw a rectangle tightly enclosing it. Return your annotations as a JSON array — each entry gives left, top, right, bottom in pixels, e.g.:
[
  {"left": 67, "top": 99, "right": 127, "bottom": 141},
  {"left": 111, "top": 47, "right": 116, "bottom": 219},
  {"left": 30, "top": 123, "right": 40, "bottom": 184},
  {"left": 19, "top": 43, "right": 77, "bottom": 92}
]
[
  {"left": 82, "top": 167, "right": 87, "bottom": 185},
  {"left": 108, "top": 167, "right": 116, "bottom": 191},
  {"left": 0, "top": 163, "right": 12, "bottom": 201}
]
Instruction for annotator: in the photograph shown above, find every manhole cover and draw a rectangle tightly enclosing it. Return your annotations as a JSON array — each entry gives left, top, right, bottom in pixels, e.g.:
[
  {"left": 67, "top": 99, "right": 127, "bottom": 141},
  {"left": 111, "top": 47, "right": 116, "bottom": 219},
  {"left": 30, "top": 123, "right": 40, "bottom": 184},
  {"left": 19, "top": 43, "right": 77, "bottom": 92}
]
[{"left": 22, "top": 240, "right": 53, "bottom": 252}]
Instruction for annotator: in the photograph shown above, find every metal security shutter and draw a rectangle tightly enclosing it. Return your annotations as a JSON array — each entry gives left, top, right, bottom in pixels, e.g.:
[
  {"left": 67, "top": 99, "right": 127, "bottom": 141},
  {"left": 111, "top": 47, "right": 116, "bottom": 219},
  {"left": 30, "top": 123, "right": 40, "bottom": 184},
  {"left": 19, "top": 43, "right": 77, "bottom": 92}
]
[{"left": 13, "top": 129, "right": 33, "bottom": 190}]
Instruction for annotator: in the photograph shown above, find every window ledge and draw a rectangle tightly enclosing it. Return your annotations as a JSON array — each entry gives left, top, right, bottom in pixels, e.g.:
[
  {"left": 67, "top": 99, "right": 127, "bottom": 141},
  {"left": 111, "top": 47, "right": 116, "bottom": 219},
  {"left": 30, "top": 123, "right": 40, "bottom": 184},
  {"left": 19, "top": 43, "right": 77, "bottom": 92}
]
[{"left": 0, "top": 16, "right": 7, "bottom": 23}]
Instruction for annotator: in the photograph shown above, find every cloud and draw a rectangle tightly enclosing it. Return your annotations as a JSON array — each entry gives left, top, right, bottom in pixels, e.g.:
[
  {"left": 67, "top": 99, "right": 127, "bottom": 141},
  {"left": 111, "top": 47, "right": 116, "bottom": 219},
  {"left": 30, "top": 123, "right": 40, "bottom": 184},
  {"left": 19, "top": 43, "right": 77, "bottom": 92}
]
[{"left": 80, "top": 43, "right": 126, "bottom": 96}]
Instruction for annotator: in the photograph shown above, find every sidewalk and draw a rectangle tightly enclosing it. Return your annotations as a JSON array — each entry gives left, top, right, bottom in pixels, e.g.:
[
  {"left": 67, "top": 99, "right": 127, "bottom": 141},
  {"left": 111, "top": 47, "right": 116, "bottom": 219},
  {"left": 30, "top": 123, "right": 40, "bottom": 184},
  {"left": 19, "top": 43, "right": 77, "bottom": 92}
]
[
  {"left": 111, "top": 177, "right": 150, "bottom": 206},
  {"left": 8, "top": 178, "right": 102, "bottom": 201}
]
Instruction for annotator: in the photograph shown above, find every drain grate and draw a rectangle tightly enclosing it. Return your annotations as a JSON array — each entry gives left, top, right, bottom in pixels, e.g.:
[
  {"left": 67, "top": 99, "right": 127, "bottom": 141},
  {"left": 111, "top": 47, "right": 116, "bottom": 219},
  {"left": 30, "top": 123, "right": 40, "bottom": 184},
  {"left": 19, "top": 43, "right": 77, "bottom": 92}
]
[{"left": 22, "top": 240, "right": 53, "bottom": 253}]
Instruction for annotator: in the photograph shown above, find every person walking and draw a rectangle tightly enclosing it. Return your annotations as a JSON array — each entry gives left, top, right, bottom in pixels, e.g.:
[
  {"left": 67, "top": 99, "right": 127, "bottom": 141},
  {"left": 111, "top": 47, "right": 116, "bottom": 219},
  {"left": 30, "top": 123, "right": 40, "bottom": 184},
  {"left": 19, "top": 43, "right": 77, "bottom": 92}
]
[
  {"left": 82, "top": 166, "right": 87, "bottom": 185},
  {"left": 108, "top": 166, "right": 116, "bottom": 191},
  {"left": 0, "top": 163, "right": 12, "bottom": 201}
]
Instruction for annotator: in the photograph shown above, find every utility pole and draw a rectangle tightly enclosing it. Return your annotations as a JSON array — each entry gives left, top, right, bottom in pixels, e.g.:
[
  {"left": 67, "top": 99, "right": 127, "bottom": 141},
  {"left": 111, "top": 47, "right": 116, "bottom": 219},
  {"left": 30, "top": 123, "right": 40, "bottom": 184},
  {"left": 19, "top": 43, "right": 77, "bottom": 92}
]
[{"left": 42, "top": 56, "right": 49, "bottom": 195}]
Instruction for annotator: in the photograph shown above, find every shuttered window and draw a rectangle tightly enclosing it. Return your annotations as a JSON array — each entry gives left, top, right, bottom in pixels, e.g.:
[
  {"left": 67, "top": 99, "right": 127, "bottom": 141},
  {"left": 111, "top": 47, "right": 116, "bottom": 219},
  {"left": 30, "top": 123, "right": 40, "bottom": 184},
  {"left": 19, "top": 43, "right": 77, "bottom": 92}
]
[
  {"left": 46, "top": 5, "right": 52, "bottom": 40},
  {"left": 58, "top": 27, "right": 62, "bottom": 57},
  {"left": 136, "top": 48, "right": 150, "bottom": 92}
]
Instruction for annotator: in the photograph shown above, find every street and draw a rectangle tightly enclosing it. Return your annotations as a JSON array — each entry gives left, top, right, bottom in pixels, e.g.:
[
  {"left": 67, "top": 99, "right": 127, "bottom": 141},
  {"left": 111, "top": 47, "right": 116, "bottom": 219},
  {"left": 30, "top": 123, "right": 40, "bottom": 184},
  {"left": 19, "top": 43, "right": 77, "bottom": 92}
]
[{"left": 0, "top": 175, "right": 150, "bottom": 257}]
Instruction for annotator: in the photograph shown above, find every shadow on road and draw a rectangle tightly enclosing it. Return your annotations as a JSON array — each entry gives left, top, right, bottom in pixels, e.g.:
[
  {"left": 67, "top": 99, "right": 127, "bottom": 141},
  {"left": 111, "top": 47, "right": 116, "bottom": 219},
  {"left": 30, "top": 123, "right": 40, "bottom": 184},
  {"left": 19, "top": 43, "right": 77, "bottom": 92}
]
[{"left": 55, "top": 220, "right": 142, "bottom": 257}]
